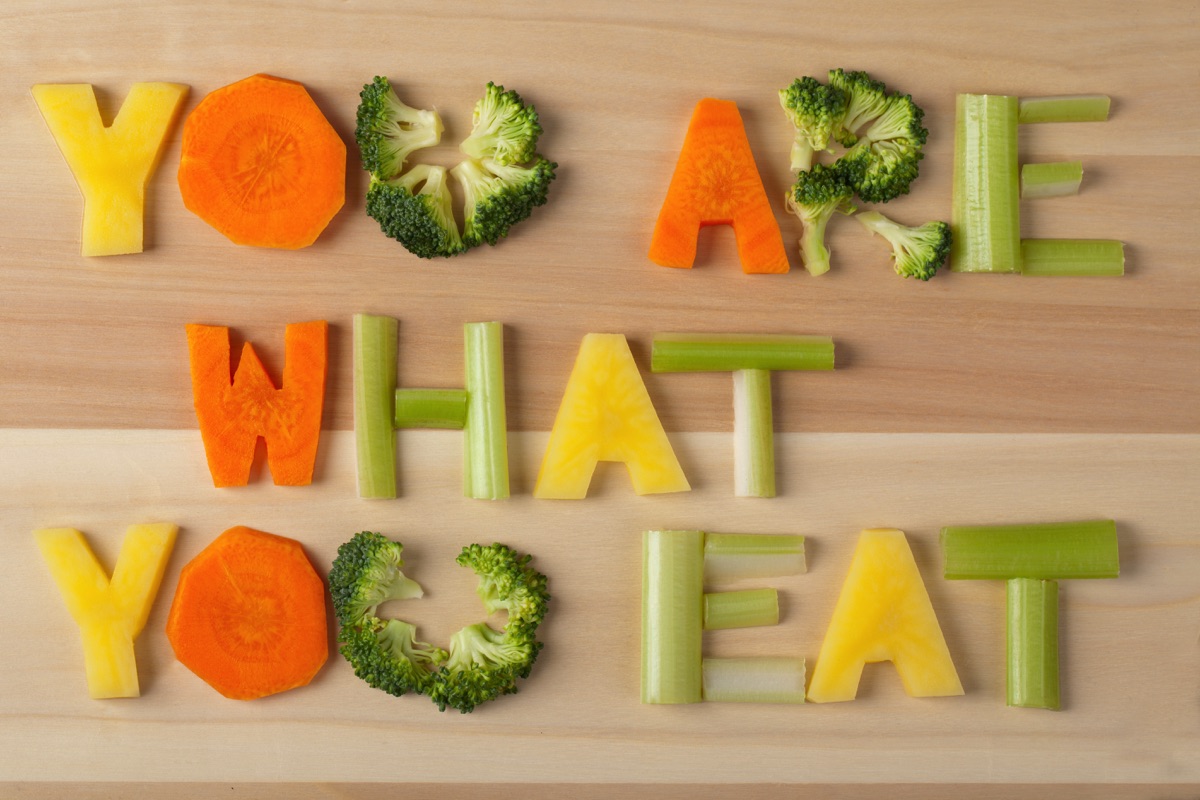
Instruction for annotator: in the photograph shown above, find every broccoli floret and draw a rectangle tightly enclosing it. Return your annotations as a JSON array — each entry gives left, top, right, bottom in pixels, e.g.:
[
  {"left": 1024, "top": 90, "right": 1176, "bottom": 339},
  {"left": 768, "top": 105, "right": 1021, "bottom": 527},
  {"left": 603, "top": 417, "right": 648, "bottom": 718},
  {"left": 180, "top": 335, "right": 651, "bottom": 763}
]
[
  {"left": 778, "top": 76, "right": 850, "bottom": 172},
  {"left": 785, "top": 162, "right": 856, "bottom": 276},
  {"left": 828, "top": 69, "right": 892, "bottom": 146},
  {"left": 365, "top": 163, "right": 466, "bottom": 259},
  {"left": 428, "top": 543, "right": 550, "bottom": 713},
  {"left": 355, "top": 76, "right": 443, "bottom": 180},
  {"left": 856, "top": 209, "right": 951, "bottom": 281},
  {"left": 328, "top": 530, "right": 425, "bottom": 626},
  {"left": 451, "top": 156, "right": 557, "bottom": 248},
  {"left": 339, "top": 619, "right": 447, "bottom": 697},
  {"left": 460, "top": 82, "right": 544, "bottom": 167}
]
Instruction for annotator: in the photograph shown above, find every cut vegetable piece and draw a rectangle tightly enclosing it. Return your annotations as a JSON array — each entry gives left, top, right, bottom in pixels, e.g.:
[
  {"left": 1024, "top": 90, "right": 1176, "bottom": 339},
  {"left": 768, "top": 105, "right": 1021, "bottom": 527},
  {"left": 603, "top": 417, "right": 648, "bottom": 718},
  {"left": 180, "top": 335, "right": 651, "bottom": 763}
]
[
  {"left": 808, "top": 528, "right": 962, "bottom": 703},
  {"left": 648, "top": 98, "right": 790, "bottom": 274},
  {"left": 353, "top": 314, "right": 398, "bottom": 499},
  {"left": 651, "top": 333, "right": 835, "bottom": 373},
  {"left": 178, "top": 74, "right": 346, "bottom": 249},
  {"left": 733, "top": 369, "right": 775, "bottom": 498},
  {"left": 641, "top": 530, "right": 704, "bottom": 704},
  {"left": 703, "top": 533, "right": 806, "bottom": 583},
  {"left": 186, "top": 321, "right": 328, "bottom": 487},
  {"left": 32, "top": 82, "right": 188, "bottom": 257},
  {"left": 702, "top": 657, "right": 806, "bottom": 704},
  {"left": 951, "top": 94, "right": 1021, "bottom": 273},
  {"left": 1007, "top": 577, "right": 1060, "bottom": 710},
  {"left": 394, "top": 389, "right": 468, "bottom": 429},
  {"left": 1020, "top": 161, "right": 1083, "bottom": 199},
  {"left": 463, "top": 321, "right": 510, "bottom": 500},
  {"left": 1020, "top": 239, "right": 1125, "bottom": 277},
  {"left": 941, "top": 519, "right": 1119, "bottom": 579},
  {"left": 704, "top": 588, "right": 779, "bottom": 630},
  {"left": 35, "top": 523, "right": 177, "bottom": 698},
  {"left": 166, "top": 526, "right": 328, "bottom": 700},
  {"left": 535, "top": 334, "right": 689, "bottom": 499},
  {"left": 1018, "top": 95, "right": 1111, "bottom": 124}
]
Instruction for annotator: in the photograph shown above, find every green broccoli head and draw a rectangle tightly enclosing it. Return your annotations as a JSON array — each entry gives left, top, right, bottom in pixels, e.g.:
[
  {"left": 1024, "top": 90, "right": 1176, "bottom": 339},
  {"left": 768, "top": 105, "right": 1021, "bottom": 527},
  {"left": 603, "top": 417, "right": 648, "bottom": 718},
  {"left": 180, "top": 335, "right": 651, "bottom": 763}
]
[
  {"left": 856, "top": 209, "right": 951, "bottom": 280},
  {"left": 328, "top": 530, "right": 426, "bottom": 627},
  {"left": 785, "top": 162, "right": 856, "bottom": 276},
  {"left": 460, "top": 82, "right": 544, "bottom": 167},
  {"left": 452, "top": 156, "right": 557, "bottom": 248},
  {"left": 365, "top": 163, "right": 466, "bottom": 259},
  {"left": 778, "top": 76, "right": 850, "bottom": 172},
  {"left": 828, "top": 69, "right": 891, "bottom": 145},
  {"left": 339, "top": 618, "right": 447, "bottom": 698},
  {"left": 355, "top": 76, "right": 443, "bottom": 179}
]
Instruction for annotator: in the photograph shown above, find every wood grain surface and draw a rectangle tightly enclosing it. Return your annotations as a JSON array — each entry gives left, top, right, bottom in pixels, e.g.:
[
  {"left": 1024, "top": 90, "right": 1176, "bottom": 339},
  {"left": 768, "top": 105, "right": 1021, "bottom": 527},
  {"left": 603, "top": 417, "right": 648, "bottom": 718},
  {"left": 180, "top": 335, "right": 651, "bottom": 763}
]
[{"left": 1, "top": 0, "right": 1197, "bottom": 794}]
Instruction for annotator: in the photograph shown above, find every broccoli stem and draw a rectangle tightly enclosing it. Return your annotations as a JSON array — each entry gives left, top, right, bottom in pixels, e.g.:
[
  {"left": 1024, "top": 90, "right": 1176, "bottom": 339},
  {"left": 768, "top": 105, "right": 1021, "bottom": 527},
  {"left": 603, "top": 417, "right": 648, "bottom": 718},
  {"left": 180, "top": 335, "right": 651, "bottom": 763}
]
[
  {"left": 951, "top": 94, "right": 1021, "bottom": 273},
  {"left": 1007, "top": 577, "right": 1060, "bottom": 710},
  {"left": 703, "top": 588, "right": 779, "bottom": 630},
  {"left": 701, "top": 657, "right": 807, "bottom": 704},
  {"left": 1020, "top": 161, "right": 1083, "bottom": 199},
  {"left": 800, "top": 211, "right": 834, "bottom": 276},
  {"left": 1018, "top": 95, "right": 1111, "bottom": 124},
  {"left": 1020, "top": 239, "right": 1125, "bottom": 277},
  {"left": 353, "top": 314, "right": 398, "bottom": 499},
  {"left": 702, "top": 532, "right": 807, "bottom": 584},
  {"left": 641, "top": 529, "right": 704, "bottom": 704}
]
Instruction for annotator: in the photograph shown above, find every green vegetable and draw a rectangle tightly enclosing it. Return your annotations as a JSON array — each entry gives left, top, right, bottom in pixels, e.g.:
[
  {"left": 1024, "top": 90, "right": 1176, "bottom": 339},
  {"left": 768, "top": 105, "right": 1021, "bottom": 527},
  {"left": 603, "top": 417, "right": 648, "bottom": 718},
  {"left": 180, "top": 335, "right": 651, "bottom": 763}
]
[
  {"left": 950, "top": 94, "right": 1021, "bottom": 273},
  {"left": 856, "top": 209, "right": 952, "bottom": 281},
  {"left": 701, "top": 657, "right": 806, "bottom": 704},
  {"left": 703, "top": 533, "right": 806, "bottom": 584},
  {"left": 365, "top": 165, "right": 466, "bottom": 259},
  {"left": 732, "top": 369, "right": 775, "bottom": 498},
  {"left": 641, "top": 529, "right": 704, "bottom": 704},
  {"left": 1020, "top": 161, "right": 1083, "bottom": 199},
  {"left": 778, "top": 76, "right": 849, "bottom": 172},
  {"left": 1007, "top": 577, "right": 1060, "bottom": 710},
  {"left": 353, "top": 314, "right": 398, "bottom": 499},
  {"left": 1018, "top": 95, "right": 1111, "bottom": 124},
  {"left": 1020, "top": 239, "right": 1125, "bottom": 277},
  {"left": 704, "top": 588, "right": 779, "bottom": 630},
  {"left": 650, "top": 333, "right": 835, "bottom": 372},
  {"left": 452, "top": 156, "right": 557, "bottom": 248},
  {"left": 941, "top": 519, "right": 1119, "bottom": 580},
  {"left": 463, "top": 321, "right": 510, "bottom": 500},
  {"left": 394, "top": 389, "right": 468, "bottom": 430},
  {"left": 785, "top": 160, "right": 856, "bottom": 276},
  {"left": 460, "top": 81, "right": 543, "bottom": 167},
  {"left": 355, "top": 76, "right": 443, "bottom": 180}
]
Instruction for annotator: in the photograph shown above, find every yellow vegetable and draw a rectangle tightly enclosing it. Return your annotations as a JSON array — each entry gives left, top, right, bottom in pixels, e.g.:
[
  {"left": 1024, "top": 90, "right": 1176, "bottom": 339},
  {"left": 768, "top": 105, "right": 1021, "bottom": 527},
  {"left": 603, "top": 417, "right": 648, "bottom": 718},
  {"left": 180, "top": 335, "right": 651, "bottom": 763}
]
[
  {"left": 808, "top": 528, "right": 962, "bottom": 703},
  {"left": 31, "top": 82, "right": 188, "bottom": 256},
  {"left": 535, "top": 333, "right": 690, "bottom": 499},
  {"left": 35, "top": 524, "right": 178, "bottom": 698}
]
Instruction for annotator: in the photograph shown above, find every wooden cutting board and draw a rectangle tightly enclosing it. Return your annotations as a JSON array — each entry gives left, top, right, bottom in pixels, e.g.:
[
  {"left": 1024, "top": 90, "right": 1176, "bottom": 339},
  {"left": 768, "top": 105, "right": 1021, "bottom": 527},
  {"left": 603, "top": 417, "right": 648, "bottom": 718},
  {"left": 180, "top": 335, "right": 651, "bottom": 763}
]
[{"left": 1, "top": 0, "right": 1197, "bottom": 796}]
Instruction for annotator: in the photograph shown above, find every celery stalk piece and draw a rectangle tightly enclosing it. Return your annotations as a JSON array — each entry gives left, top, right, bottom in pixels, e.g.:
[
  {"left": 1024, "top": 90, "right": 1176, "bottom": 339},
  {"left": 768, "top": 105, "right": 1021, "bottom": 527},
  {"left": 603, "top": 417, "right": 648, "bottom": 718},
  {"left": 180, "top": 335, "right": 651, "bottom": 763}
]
[
  {"left": 701, "top": 657, "right": 806, "bottom": 703},
  {"left": 1020, "top": 161, "right": 1083, "bottom": 199},
  {"left": 1020, "top": 239, "right": 1125, "bottom": 277},
  {"left": 642, "top": 530, "right": 704, "bottom": 704},
  {"left": 1007, "top": 577, "right": 1060, "bottom": 710},
  {"left": 703, "top": 532, "right": 806, "bottom": 583},
  {"left": 651, "top": 333, "right": 834, "bottom": 372},
  {"left": 1018, "top": 95, "right": 1111, "bottom": 124},
  {"left": 951, "top": 94, "right": 1021, "bottom": 273},
  {"left": 704, "top": 588, "right": 779, "bottom": 630},
  {"left": 733, "top": 369, "right": 775, "bottom": 498},
  {"left": 941, "top": 519, "right": 1119, "bottom": 579},
  {"left": 353, "top": 314, "right": 398, "bottom": 499},
  {"left": 463, "top": 322, "right": 510, "bottom": 500},
  {"left": 394, "top": 388, "right": 469, "bottom": 429}
]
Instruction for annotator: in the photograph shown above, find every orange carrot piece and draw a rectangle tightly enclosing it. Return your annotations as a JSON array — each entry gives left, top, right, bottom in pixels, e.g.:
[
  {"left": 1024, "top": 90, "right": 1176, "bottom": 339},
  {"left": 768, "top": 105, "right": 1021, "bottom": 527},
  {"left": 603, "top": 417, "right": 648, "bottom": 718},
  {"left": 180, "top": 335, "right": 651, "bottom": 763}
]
[
  {"left": 186, "top": 321, "right": 328, "bottom": 487},
  {"left": 649, "top": 98, "right": 789, "bottom": 274},
  {"left": 177, "top": 74, "right": 346, "bottom": 249},
  {"left": 166, "top": 526, "right": 328, "bottom": 700}
]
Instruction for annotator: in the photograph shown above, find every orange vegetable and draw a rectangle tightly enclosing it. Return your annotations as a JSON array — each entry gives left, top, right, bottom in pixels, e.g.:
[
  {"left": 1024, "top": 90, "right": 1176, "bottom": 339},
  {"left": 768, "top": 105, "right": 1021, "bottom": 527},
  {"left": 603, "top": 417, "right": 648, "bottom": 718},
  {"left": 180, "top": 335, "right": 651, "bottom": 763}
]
[
  {"left": 649, "top": 98, "right": 789, "bottom": 274},
  {"left": 186, "top": 321, "right": 327, "bottom": 487},
  {"left": 177, "top": 73, "right": 346, "bottom": 249},
  {"left": 166, "top": 526, "right": 328, "bottom": 700}
]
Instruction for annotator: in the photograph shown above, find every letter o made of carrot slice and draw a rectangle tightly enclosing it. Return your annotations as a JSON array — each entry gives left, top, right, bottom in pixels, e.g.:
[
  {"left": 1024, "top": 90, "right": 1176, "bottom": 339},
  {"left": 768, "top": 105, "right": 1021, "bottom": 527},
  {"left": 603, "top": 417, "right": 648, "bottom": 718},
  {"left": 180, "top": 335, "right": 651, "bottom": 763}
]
[
  {"left": 178, "top": 73, "right": 346, "bottom": 249},
  {"left": 166, "top": 526, "right": 328, "bottom": 700}
]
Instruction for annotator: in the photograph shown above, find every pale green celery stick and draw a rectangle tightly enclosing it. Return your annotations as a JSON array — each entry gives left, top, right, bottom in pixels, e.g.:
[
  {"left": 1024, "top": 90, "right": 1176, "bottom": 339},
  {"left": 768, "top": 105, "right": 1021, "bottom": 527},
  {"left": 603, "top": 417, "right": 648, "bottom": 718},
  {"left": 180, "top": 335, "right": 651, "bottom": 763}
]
[
  {"left": 353, "top": 314, "right": 398, "bottom": 499},
  {"left": 642, "top": 530, "right": 704, "bottom": 704},
  {"left": 1018, "top": 95, "right": 1111, "bottom": 124},
  {"left": 951, "top": 94, "right": 1021, "bottom": 273},
  {"left": 1007, "top": 578, "right": 1060, "bottom": 710},
  {"left": 704, "top": 588, "right": 779, "bottom": 630},
  {"left": 463, "top": 322, "right": 509, "bottom": 500},
  {"left": 703, "top": 532, "right": 806, "bottom": 583},
  {"left": 941, "top": 519, "right": 1118, "bottom": 580},
  {"left": 394, "top": 389, "right": 468, "bottom": 429},
  {"left": 733, "top": 369, "right": 774, "bottom": 498},
  {"left": 1020, "top": 239, "right": 1125, "bottom": 276},
  {"left": 701, "top": 657, "right": 806, "bottom": 703},
  {"left": 1020, "top": 161, "right": 1083, "bottom": 199},
  {"left": 651, "top": 333, "right": 834, "bottom": 372}
]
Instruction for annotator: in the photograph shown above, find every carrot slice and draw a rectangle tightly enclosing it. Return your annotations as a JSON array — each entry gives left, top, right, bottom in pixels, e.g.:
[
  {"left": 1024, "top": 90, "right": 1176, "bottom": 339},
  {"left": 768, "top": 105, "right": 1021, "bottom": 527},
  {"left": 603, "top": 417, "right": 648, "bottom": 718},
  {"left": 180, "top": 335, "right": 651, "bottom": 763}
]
[
  {"left": 166, "top": 526, "right": 328, "bottom": 700},
  {"left": 177, "top": 74, "right": 346, "bottom": 249},
  {"left": 186, "top": 321, "right": 328, "bottom": 487},
  {"left": 649, "top": 98, "right": 789, "bottom": 274}
]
